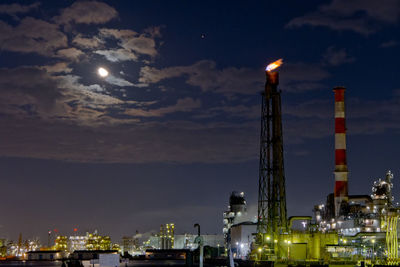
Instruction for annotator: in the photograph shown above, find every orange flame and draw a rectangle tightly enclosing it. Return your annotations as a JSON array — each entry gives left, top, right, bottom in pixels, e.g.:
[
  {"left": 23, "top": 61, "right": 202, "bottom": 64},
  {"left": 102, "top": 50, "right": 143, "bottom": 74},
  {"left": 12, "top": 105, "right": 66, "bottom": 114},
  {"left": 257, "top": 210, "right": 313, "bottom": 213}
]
[{"left": 266, "top": 59, "right": 283, "bottom": 72}]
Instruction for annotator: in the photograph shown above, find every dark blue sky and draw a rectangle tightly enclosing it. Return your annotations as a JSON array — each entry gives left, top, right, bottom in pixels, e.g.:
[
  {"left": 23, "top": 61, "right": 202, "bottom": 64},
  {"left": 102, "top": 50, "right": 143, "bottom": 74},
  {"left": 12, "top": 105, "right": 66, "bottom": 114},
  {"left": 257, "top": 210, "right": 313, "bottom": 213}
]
[{"left": 0, "top": 0, "right": 399, "bottom": 243}]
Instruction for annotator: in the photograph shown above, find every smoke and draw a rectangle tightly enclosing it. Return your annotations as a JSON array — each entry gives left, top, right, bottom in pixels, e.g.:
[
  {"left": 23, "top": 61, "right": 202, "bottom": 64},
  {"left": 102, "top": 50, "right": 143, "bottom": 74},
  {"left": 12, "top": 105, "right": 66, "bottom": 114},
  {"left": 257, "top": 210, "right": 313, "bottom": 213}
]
[
  {"left": 233, "top": 204, "right": 258, "bottom": 225},
  {"left": 133, "top": 230, "right": 157, "bottom": 242}
]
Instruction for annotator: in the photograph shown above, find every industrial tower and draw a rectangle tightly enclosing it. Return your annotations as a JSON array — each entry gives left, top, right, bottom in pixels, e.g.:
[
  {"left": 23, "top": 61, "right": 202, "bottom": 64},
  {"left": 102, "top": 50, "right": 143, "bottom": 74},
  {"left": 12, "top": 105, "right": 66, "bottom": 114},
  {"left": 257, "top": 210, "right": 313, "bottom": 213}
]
[
  {"left": 333, "top": 87, "right": 349, "bottom": 217},
  {"left": 257, "top": 60, "right": 288, "bottom": 248}
]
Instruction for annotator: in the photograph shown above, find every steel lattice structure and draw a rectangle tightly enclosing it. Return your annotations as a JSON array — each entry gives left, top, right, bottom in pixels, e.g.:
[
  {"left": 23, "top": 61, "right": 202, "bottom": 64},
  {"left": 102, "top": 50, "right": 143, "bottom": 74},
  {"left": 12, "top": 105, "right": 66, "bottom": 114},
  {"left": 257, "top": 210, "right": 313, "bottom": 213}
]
[{"left": 257, "top": 71, "right": 288, "bottom": 247}]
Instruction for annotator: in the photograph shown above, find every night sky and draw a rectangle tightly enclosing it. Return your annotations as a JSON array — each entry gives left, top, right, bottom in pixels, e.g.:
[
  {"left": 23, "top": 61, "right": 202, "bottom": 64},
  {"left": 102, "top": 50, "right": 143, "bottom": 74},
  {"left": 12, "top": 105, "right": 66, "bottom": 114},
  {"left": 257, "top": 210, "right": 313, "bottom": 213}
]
[{"left": 0, "top": 0, "right": 400, "bottom": 243}]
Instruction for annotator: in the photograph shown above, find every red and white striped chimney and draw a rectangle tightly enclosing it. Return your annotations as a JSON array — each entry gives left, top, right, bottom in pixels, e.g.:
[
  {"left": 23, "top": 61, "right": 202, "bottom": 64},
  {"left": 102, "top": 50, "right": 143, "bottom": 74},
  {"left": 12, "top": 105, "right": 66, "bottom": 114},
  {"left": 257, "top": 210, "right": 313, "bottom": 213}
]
[{"left": 333, "top": 86, "right": 348, "bottom": 217}]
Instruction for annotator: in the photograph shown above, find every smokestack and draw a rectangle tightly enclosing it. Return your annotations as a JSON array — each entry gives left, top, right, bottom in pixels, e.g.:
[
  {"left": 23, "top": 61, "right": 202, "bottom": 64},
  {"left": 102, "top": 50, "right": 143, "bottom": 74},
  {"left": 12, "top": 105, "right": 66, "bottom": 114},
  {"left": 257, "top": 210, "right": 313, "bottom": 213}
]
[
  {"left": 333, "top": 86, "right": 348, "bottom": 217},
  {"left": 265, "top": 72, "right": 279, "bottom": 99}
]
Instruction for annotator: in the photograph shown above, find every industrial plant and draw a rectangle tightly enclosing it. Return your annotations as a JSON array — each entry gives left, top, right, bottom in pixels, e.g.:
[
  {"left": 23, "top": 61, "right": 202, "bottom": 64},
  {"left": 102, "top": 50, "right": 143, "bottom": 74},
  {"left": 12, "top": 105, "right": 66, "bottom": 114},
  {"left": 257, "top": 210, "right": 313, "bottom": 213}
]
[
  {"left": 0, "top": 60, "right": 398, "bottom": 267},
  {"left": 235, "top": 59, "right": 400, "bottom": 266}
]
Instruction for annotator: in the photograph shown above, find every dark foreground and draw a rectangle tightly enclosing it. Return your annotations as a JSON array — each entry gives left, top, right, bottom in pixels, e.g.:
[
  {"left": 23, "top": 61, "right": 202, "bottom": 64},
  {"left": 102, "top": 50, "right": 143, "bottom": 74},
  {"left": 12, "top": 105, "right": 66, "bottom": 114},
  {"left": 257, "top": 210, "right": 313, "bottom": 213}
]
[{"left": 0, "top": 260, "right": 229, "bottom": 267}]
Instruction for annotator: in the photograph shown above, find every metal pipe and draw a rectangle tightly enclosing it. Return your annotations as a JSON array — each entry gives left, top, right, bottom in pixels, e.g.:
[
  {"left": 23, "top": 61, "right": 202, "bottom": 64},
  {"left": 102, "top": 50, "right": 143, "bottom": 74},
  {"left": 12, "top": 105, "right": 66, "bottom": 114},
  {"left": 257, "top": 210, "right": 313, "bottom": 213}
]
[{"left": 288, "top": 216, "right": 312, "bottom": 229}]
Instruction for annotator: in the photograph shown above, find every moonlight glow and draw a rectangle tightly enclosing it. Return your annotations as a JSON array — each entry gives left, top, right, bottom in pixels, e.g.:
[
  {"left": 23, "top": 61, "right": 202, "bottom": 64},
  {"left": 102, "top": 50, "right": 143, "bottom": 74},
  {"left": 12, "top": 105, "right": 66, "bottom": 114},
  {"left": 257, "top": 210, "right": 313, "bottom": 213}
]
[{"left": 98, "top": 67, "right": 109, "bottom": 77}]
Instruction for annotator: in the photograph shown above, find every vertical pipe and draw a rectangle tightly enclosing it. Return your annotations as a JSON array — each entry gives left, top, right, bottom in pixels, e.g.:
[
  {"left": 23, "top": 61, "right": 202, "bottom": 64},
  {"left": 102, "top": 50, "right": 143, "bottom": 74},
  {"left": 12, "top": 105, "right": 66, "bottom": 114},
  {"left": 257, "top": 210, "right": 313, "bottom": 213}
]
[{"left": 333, "top": 86, "right": 348, "bottom": 217}]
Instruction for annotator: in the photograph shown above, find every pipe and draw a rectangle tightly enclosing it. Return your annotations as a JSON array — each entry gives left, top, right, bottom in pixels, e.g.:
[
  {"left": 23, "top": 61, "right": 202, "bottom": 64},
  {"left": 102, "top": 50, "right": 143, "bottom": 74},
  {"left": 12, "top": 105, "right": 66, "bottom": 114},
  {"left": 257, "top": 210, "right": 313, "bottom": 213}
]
[
  {"left": 288, "top": 216, "right": 312, "bottom": 229},
  {"left": 346, "top": 231, "right": 385, "bottom": 239},
  {"left": 333, "top": 86, "right": 348, "bottom": 217},
  {"left": 194, "top": 223, "right": 200, "bottom": 237},
  {"left": 194, "top": 224, "right": 203, "bottom": 267}
]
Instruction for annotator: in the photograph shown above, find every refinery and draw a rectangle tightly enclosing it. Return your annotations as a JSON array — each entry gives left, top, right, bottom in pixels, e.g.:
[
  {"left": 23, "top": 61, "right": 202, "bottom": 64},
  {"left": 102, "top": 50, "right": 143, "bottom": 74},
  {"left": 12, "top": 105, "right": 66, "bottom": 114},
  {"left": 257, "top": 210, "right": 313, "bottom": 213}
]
[
  {"left": 223, "top": 60, "right": 400, "bottom": 267},
  {"left": 0, "top": 59, "right": 398, "bottom": 267}
]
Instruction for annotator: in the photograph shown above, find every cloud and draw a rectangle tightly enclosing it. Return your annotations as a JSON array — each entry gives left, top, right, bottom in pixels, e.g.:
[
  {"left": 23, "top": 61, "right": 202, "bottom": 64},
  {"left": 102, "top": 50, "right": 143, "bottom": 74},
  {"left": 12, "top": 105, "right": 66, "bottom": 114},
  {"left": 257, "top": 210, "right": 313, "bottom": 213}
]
[
  {"left": 124, "top": 98, "right": 201, "bottom": 117},
  {"left": 0, "top": 67, "right": 399, "bottom": 164},
  {"left": 95, "top": 49, "right": 137, "bottom": 62},
  {"left": 41, "top": 62, "right": 72, "bottom": 74},
  {"left": 323, "top": 46, "right": 355, "bottom": 66},
  {"left": 99, "top": 29, "right": 137, "bottom": 39},
  {"left": 139, "top": 60, "right": 262, "bottom": 95},
  {"left": 0, "top": 2, "right": 40, "bottom": 18},
  {"left": 0, "top": 66, "right": 135, "bottom": 124},
  {"left": 287, "top": 0, "right": 400, "bottom": 35},
  {"left": 119, "top": 35, "right": 157, "bottom": 57},
  {"left": 0, "top": 67, "right": 64, "bottom": 117},
  {"left": 281, "top": 93, "right": 400, "bottom": 143},
  {"left": 381, "top": 40, "right": 399, "bottom": 48},
  {"left": 279, "top": 63, "right": 330, "bottom": 92},
  {"left": 55, "top": 1, "right": 118, "bottom": 25},
  {"left": 139, "top": 60, "right": 329, "bottom": 95},
  {"left": 56, "top": 48, "right": 85, "bottom": 62},
  {"left": 197, "top": 104, "right": 260, "bottom": 120},
  {"left": 144, "top": 26, "right": 163, "bottom": 38},
  {"left": 0, "top": 17, "right": 67, "bottom": 56},
  {"left": 98, "top": 28, "right": 158, "bottom": 62},
  {"left": 0, "top": 67, "right": 258, "bottom": 164},
  {"left": 0, "top": 118, "right": 259, "bottom": 164},
  {"left": 56, "top": 75, "right": 124, "bottom": 108},
  {"left": 104, "top": 75, "right": 135, "bottom": 87},
  {"left": 72, "top": 34, "right": 103, "bottom": 49}
]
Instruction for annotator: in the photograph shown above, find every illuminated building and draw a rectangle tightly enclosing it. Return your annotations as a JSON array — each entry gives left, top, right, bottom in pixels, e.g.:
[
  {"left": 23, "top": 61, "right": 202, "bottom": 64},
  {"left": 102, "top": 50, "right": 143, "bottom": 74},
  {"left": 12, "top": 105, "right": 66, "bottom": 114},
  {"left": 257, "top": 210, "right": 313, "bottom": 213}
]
[
  {"left": 7, "top": 238, "right": 40, "bottom": 257},
  {"left": 159, "top": 223, "right": 174, "bottom": 249},
  {"left": 223, "top": 192, "right": 247, "bottom": 241},
  {"left": 122, "top": 236, "right": 140, "bottom": 255},
  {"left": 54, "top": 236, "right": 68, "bottom": 251},
  {"left": 0, "top": 239, "right": 7, "bottom": 257},
  {"left": 143, "top": 235, "right": 160, "bottom": 249},
  {"left": 68, "top": 235, "right": 87, "bottom": 252},
  {"left": 86, "top": 233, "right": 111, "bottom": 250},
  {"left": 68, "top": 232, "right": 112, "bottom": 252},
  {"left": 230, "top": 222, "right": 256, "bottom": 259}
]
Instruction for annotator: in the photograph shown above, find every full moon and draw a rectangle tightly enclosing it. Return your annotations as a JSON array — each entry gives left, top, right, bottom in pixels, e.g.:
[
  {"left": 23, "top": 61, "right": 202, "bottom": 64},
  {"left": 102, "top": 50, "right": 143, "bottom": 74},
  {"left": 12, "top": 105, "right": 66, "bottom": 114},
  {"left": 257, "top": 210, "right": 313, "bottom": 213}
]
[{"left": 98, "top": 67, "right": 109, "bottom": 77}]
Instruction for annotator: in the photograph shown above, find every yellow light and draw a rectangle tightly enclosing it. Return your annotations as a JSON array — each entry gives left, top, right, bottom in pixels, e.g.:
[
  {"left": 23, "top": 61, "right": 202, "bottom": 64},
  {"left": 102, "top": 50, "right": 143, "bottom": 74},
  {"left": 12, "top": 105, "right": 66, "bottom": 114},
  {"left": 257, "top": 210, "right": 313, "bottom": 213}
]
[
  {"left": 274, "top": 240, "right": 278, "bottom": 243},
  {"left": 258, "top": 248, "right": 262, "bottom": 252}
]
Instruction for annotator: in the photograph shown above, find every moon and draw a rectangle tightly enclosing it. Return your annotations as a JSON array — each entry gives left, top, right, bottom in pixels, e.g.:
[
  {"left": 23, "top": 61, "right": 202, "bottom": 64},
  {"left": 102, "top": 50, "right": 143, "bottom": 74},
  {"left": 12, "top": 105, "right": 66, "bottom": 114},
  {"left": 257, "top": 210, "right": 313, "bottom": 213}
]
[{"left": 98, "top": 67, "right": 109, "bottom": 77}]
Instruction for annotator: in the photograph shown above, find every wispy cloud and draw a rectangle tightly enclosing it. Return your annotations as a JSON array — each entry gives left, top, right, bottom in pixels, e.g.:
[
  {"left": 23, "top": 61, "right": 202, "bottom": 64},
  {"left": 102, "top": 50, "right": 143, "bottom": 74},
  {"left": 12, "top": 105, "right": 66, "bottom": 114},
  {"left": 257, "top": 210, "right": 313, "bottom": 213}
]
[
  {"left": 96, "top": 27, "right": 160, "bottom": 62},
  {"left": 287, "top": 0, "right": 400, "bottom": 35},
  {"left": 0, "top": 17, "right": 67, "bottom": 56},
  {"left": 105, "top": 75, "right": 135, "bottom": 87},
  {"left": 54, "top": 1, "right": 118, "bottom": 26},
  {"left": 323, "top": 46, "right": 355, "bottom": 66},
  {"left": 56, "top": 48, "right": 85, "bottom": 62},
  {"left": 95, "top": 49, "right": 137, "bottom": 62},
  {"left": 124, "top": 98, "right": 201, "bottom": 117},
  {"left": 139, "top": 60, "right": 330, "bottom": 95},
  {"left": 381, "top": 40, "right": 399, "bottom": 48},
  {"left": 72, "top": 34, "right": 103, "bottom": 49},
  {"left": 0, "top": 2, "right": 40, "bottom": 19}
]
